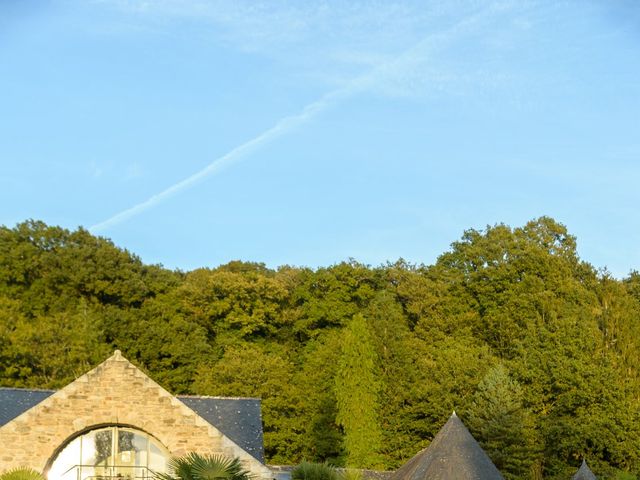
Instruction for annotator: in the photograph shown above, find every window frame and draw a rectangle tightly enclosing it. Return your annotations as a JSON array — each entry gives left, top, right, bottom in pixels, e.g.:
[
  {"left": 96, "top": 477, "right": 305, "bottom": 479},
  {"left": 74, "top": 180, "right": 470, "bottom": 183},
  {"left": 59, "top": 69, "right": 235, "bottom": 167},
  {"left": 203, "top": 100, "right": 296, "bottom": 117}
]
[{"left": 46, "top": 425, "right": 170, "bottom": 480}]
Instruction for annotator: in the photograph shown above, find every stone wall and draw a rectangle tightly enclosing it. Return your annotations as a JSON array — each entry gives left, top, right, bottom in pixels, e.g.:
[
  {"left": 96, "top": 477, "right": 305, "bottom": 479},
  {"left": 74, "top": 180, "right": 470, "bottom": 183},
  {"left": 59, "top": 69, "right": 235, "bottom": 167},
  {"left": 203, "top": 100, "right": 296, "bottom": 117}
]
[{"left": 0, "top": 351, "right": 273, "bottom": 479}]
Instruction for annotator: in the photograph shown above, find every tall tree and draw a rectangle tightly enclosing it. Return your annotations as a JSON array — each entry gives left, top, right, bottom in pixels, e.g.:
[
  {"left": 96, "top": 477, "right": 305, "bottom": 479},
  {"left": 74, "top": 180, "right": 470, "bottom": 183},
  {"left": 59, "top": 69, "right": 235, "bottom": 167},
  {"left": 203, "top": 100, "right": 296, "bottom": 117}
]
[
  {"left": 294, "top": 331, "right": 344, "bottom": 463},
  {"left": 467, "top": 364, "right": 539, "bottom": 480},
  {"left": 335, "top": 314, "right": 383, "bottom": 468},
  {"left": 366, "top": 292, "right": 423, "bottom": 468}
]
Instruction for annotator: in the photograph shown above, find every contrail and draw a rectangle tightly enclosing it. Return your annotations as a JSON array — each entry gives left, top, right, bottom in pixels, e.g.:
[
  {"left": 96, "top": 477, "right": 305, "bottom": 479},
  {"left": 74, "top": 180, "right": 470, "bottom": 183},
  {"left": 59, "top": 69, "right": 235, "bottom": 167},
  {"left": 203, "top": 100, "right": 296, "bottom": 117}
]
[
  {"left": 89, "top": 6, "right": 492, "bottom": 233},
  {"left": 89, "top": 88, "right": 349, "bottom": 233}
]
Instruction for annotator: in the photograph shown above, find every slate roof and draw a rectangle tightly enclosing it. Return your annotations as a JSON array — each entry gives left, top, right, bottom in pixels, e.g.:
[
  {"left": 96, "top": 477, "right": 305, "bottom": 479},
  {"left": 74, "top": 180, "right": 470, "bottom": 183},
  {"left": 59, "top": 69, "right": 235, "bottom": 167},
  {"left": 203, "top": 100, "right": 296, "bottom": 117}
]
[
  {"left": 0, "top": 388, "right": 55, "bottom": 426},
  {"left": 572, "top": 460, "right": 597, "bottom": 480},
  {"left": 178, "top": 395, "right": 264, "bottom": 463},
  {"left": 0, "top": 388, "right": 264, "bottom": 463},
  {"left": 392, "top": 412, "right": 504, "bottom": 480}
]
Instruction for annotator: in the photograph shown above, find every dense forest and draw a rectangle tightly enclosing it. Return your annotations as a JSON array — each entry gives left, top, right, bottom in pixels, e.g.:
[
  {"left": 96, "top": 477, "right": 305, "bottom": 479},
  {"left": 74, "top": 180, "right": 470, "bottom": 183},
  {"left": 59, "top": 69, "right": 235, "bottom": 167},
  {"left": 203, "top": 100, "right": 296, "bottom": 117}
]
[{"left": 1, "top": 218, "right": 640, "bottom": 480}]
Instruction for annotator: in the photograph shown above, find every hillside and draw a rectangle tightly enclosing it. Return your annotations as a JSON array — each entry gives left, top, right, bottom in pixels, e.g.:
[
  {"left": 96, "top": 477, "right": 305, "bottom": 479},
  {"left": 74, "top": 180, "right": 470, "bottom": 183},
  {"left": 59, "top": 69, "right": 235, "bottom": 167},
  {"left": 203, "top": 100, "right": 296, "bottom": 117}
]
[{"left": 1, "top": 218, "right": 640, "bottom": 479}]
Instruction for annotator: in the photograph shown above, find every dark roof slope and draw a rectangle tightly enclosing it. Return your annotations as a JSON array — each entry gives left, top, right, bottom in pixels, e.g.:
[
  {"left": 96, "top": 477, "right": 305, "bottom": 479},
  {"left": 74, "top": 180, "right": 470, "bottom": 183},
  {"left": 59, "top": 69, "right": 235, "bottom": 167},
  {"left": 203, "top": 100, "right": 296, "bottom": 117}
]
[
  {"left": 178, "top": 395, "right": 264, "bottom": 463},
  {"left": 0, "top": 388, "right": 264, "bottom": 463},
  {"left": 392, "top": 412, "right": 504, "bottom": 480},
  {"left": 0, "top": 388, "right": 55, "bottom": 425},
  {"left": 572, "top": 460, "right": 597, "bottom": 480}
]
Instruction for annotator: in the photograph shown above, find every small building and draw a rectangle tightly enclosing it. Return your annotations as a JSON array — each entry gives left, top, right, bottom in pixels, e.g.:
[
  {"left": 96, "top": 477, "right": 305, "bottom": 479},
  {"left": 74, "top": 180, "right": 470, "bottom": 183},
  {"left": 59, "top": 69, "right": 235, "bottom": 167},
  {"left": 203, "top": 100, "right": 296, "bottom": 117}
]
[
  {"left": 392, "top": 412, "right": 503, "bottom": 480},
  {"left": 0, "top": 351, "right": 273, "bottom": 480},
  {"left": 572, "top": 460, "right": 597, "bottom": 480}
]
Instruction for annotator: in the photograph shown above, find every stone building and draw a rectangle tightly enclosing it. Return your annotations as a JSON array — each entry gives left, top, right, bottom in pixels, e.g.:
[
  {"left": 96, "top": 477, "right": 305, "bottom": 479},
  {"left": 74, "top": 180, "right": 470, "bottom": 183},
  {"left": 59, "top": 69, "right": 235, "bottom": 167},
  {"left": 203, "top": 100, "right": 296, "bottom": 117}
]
[{"left": 0, "top": 351, "right": 273, "bottom": 480}]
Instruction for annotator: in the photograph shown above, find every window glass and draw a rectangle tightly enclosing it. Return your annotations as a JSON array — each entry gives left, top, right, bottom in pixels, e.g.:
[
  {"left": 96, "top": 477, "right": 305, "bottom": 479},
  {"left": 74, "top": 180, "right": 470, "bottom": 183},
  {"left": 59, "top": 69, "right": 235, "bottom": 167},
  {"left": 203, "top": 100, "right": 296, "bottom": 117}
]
[
  {"left": 48, "top": 427, "right": 168, "bottom": 480},
  {"left": 117, "top": 429, "right": 148, "bottom": 478},
  {"left": 47, "top": 437, "right": 81, "bottom": 480},
  {"left": 82, "top": 429, "right": 113, "bottom": 480},
  {"left": 83, "top": 429, "right": 113, "bottom": 466},
  {"left": 131, "top": 431, "right": 149, "bottom": 468},
  {"left": 148, "top": 442, "right": 167, "bottom": 473}
]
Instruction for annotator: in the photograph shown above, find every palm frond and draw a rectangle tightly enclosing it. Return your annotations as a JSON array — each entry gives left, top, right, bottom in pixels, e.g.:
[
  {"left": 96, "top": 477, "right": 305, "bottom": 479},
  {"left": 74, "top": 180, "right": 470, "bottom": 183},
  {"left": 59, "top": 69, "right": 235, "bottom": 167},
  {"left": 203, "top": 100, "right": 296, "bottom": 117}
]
[
  {"left": 0, "top": 468, "right": 45, "bottom": 480},
  {"left": 154, "top": 453, "right": 253, "bottom": 480}
]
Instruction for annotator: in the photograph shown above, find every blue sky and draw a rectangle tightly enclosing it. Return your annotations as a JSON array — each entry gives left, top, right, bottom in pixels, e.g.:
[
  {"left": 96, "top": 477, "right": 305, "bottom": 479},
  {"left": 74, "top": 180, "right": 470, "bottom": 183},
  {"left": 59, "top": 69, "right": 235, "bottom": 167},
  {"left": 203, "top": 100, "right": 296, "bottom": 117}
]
[{"left": 1, "top": 1, "right": 639, "bottom": 276}]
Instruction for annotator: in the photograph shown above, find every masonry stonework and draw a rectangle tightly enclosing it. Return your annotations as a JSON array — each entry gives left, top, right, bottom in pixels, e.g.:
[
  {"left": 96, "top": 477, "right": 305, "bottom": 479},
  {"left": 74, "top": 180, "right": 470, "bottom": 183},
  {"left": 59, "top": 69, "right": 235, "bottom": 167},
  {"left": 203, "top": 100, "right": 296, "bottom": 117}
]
[{"left": 0, "top": 351, "right": 273, "bottom": 479}]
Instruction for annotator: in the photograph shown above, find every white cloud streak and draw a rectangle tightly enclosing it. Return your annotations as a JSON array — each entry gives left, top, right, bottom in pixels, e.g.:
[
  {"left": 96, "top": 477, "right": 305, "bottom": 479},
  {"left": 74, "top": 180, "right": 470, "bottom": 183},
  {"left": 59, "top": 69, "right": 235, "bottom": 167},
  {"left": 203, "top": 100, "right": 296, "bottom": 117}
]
[
  {"left": 89, "top": 88, "right": 347, "bottom": 233},
  {"left": 89, "top": 4, "right": 500, "bottom": 233}
]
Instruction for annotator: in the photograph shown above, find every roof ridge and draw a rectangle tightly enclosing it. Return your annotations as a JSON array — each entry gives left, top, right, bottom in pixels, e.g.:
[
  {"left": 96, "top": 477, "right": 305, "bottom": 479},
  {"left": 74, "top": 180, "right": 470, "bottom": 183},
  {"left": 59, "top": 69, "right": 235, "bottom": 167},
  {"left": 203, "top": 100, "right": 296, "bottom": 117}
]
[
  {"left": 178, "top": 394, "right": 262, "bottom": 401},
  {"left": 0, "top": 387, "right": 56, "bottom": 392},
  {"left": 0, "top": 390, "right": 261, "bottom": 401}
]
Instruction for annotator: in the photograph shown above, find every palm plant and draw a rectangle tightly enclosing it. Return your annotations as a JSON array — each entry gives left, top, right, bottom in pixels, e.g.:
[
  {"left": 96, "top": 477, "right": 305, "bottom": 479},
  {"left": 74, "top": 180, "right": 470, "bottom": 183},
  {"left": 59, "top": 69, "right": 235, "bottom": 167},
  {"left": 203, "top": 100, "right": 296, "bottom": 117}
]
[
  {"left": 0, "top": 468, "right": 45, "bottom": 480},
  {"left": 154, "top": 453, "right": 253, "bottom": 480}
]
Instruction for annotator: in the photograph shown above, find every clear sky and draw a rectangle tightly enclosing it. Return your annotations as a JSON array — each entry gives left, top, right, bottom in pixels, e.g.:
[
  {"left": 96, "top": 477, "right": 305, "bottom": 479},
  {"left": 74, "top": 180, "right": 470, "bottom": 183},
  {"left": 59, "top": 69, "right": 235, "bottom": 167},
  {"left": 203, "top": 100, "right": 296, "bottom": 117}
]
[{"left": 1, "top": 1, "right": 639, "bottom": 276}]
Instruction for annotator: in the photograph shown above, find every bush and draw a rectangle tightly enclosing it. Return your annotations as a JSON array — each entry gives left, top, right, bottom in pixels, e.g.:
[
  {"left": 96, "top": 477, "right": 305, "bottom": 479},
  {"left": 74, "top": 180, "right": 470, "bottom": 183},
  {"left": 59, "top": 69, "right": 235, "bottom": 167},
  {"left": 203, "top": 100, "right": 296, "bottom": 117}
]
[
  {"left": 337, "top": 469, "right": 362, "bottom": 480},
  {"left": 291, "top": 462, "right": 339, "bottom": 480},
  {"left": 614, "top": 473, "right": 637, "bottom": 480}
]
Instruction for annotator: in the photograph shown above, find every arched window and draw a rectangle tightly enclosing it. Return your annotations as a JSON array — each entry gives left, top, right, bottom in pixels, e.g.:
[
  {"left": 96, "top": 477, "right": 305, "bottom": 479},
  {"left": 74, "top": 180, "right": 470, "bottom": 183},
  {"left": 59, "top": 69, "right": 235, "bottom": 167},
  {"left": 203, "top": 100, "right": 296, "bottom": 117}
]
[{"left": 47, "top": 426, "right": 169, "bottom": 480}]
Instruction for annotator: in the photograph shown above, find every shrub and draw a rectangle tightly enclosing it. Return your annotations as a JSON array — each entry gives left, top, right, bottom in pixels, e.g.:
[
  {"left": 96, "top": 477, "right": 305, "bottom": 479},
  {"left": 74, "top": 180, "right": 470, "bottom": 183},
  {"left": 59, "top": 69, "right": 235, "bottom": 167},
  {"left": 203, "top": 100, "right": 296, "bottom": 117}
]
[{"left": 291, "top": 462, "right": 338, "bottom": 480}]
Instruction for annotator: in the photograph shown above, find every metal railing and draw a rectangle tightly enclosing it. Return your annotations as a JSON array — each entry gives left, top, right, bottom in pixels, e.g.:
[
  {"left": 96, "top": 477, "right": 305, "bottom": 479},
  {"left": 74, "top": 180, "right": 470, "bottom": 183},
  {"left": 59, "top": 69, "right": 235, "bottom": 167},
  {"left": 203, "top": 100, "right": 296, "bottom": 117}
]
[{"left": 60, "top": 465, "right": 157, "bottom": 480}]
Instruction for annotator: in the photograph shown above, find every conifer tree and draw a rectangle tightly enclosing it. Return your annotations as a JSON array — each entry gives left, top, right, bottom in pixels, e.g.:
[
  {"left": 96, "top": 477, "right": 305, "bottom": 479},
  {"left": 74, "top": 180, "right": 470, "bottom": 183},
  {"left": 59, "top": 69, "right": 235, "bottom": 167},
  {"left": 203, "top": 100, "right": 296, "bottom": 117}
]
[
  {"left": 467, "top": 364, "right": 539, "bottom": 480},
  {"left": 335, "top": 314, "right": 383, "bottom": 468}
]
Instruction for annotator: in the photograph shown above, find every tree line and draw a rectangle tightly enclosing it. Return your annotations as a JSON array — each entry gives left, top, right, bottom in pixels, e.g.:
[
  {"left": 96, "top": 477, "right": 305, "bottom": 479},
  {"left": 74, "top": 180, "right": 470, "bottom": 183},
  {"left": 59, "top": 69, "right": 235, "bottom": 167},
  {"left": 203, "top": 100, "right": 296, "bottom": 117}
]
[{"left": 1, "top": 218, "right": 640, "bottom": 479}]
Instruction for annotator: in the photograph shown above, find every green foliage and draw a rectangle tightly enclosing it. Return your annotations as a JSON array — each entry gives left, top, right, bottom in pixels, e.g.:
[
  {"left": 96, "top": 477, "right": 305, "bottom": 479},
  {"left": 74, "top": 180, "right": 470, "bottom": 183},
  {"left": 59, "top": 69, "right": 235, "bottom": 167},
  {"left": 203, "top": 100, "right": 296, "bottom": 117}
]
[
  {"left": 115, "top": 297, "right": 213, "bottom": 393},
  {"left": 467, "top": 364, "right": 539, "bottom": 480},
  {"left": 294, "top": 332, "right": 344, "bottom": 464},
  {"left": 0, "top": 468, "right": 45, "bottom": 480},
  {"left": 335, "top": 314, "right": 383, "bottom": 468},
  {"left": 0, "top": 220, "right": 177, "bottom": 313},
  {"left": 365, "top": 292, "right": 424, "bottom": 467},
  {"left": 336, "top": 470, "right": 362, "bottom": 480},
  {"left": 176, "top": 266, "right": 288, "bottom": 341},
  {"left": 154, "top": 453, "right": 252, "bottom": 480},
  {"left": 0, "top": 305, "right": 109, "bottom": 387},
  {"left": 291, "top": 462, "right": 338, "bottom": 480},
  {"left": 192, "top": 344, "right": 301, "bottom": 463},
  {"left": 290, "top": 462, "right": 361, "bottom": 480},
  {"left": 613, "top": 472, "right": 637, "bottom": 480},
  {"left": 291, "top": 262, "right": 380, "bottom": 339},
  {"left": 3, "top": 217, "right": 640, "bottom": 475}
]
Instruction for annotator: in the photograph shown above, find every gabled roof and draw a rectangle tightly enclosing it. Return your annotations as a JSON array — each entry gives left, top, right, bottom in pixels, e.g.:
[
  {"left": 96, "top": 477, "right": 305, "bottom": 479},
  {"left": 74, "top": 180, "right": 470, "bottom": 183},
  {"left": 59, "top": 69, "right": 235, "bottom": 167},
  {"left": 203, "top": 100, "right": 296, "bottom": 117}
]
[
  {"left": 0, "top": 388, "right": 265, "bottom": 463},
  {"left": 392, "top": 412, "right": 504, "bottom": 480},
  {"left": 0, "top": 352, "right": 273, "bottom": 478},
  {"left": 572, "top": 460, "right": 597, "bottom": 480}
]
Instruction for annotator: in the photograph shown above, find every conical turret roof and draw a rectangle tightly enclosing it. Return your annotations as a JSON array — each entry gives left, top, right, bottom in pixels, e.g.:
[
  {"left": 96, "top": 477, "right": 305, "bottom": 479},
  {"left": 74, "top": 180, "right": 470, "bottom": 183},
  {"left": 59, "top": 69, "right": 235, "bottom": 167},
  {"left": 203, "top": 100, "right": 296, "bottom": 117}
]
[
  {"left": 392, "top": 412, "right": 504, "bottom": 480},
  {"left": 572, "top": 460, "right": 597, "bottom": 480}
]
